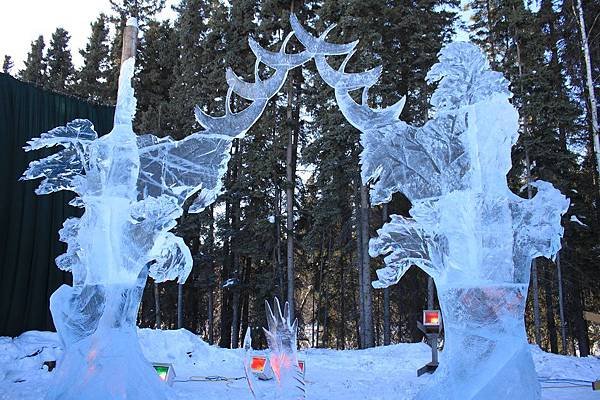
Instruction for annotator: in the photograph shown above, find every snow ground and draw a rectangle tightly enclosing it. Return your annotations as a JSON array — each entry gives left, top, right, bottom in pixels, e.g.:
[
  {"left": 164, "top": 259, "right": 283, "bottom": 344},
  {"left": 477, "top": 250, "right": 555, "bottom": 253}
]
[{"left": 0, "top": 329, "right": 598, "bottom": 400}]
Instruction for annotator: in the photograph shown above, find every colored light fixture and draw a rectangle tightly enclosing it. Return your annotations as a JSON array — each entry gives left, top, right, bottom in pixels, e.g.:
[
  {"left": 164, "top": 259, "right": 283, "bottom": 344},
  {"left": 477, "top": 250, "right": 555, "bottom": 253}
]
[
  {"left": 423, "top": 310, "right": 441, "bottom": 327},
  {"left": 152, "top": 363, "right": 176, "bottom": 386}
]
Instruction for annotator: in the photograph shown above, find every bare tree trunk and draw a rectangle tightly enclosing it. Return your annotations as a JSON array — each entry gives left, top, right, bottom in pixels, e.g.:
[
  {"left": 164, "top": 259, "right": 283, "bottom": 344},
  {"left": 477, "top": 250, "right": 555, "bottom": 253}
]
[
  {"left": 230, "top": 252, "right": 241, "bottom": 348},
  {"left": 208, "top": 288, "right": 214, "bottom": 345},
  {"left": 337, "top": 257, "right": 345, "bottom": 350},
  {"left": 543, "top": 263, "right": 558, "bottom": 353},
  {"left": 360, "top": 183, "right": 374, "bottom": 348},
  {"left": 207, "top": 205, "right": 215, "bottom": 345},
  {"left": 311, "top": 285, "right": 316, "bottom": 347},
  {"left": 575, "top": 0, "right": 600, "bottom": 185},
  {"left": 323, "top": 292, "right": 330, "bottom": 347},
  {"left": 285, "top": 70, "right": 299, "bottom": 324},
  {"left": 274, "top": 186, "right": 284, "bottom": 300},
  {"left": 355, "top": 183, "right": 365, "bottom": 348},
  {"left": 240, "top": 258, "right": 251, "bottom": 345},
  {"left": 572, "top": 279, "right": 590, "bottom": 356},
  {"left": 230, "top": 138, "right": 243, "bottom": 349},
  {"left": 556, "top": 252, "right": 567, "bottom": 353},
  {"left": 177, "top": 283, "right": 183, "bottom": 329},
  {"left": 231, "top": 290, "right": 240, "bottom": 348},
  {"left": 316, "top": 234, "right": 331, "bottom": 348},
  {"left": 154, "top": 282, "right": 161, "bottom": 329},
  {"left": 382, "top": 204, "right": 391, "bottom": 346}
]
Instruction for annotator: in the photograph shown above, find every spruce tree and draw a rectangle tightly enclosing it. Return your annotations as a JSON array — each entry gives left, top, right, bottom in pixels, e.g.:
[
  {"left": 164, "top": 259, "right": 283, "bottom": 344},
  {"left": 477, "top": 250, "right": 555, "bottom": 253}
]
[
  {"left": 167, "top": 0, "right": 213, "bottom": 135},
  {"left": 135, "top": 20, "right": 178, "bottom": 132},
  {"left": 106, "top": 0, "right": 167, "bottom": 101},
  {"left": 109, "top": 0, "right": 166, "bottom": 24},
  {"left": 46, "top": 27, "right": 75, "bottom": 93},
  {"left": 76, "top": 14, "right": 111, "bottom": 102},
  {"left": 2, "top": 55, "right": 13, "bottom": 74},
  {"left": 20, "top": 36, "right": 46, "bottom": 86}
]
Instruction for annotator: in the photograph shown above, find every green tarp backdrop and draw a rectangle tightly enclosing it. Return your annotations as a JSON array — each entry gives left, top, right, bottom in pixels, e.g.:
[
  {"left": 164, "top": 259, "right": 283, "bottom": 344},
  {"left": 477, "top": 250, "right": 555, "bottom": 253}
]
[{"left": 0, "top": 73, "right": 114, "bottom": 337}]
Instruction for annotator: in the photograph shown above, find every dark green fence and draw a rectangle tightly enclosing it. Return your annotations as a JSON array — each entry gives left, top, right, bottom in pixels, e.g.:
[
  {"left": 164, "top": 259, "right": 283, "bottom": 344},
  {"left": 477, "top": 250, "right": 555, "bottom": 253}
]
[{"left": 0, "top": 73, "right": 114, "bottom": 337}]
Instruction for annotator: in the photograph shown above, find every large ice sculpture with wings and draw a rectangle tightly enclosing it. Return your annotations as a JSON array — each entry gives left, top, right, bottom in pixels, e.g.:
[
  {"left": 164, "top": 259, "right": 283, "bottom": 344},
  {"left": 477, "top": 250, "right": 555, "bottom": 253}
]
[
  {"left": 291, "top": 19, "right": 569, "bottom": 400},
  {"left": 20, "top": 17, "right": 311, "bottom": 400}
]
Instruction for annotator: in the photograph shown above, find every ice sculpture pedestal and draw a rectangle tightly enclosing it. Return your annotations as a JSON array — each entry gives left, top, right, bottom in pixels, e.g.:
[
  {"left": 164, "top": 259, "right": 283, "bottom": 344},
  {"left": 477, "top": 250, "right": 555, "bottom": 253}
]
[
  {"left": 417, "top": 284, "right": 540, "bottom": 400},
  {"left": 47, "top": 328, "right": 170, "bottom": 400},
  {"left": 47, "top": 272, "right": 173, "bottom": 400}
]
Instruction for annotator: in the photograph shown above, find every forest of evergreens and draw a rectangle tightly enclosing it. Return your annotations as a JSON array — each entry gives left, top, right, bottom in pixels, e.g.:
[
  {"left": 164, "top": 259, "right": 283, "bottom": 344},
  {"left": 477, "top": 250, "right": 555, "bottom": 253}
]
[{"left": 4, "top": 0, "right": 599, "bottom": 356}]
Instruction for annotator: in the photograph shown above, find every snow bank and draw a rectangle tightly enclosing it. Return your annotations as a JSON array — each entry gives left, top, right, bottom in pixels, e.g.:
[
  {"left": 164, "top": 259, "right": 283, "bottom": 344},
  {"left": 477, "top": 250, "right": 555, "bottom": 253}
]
[{"left": 1, "top": 329, "right": 599, "bottom": 400}]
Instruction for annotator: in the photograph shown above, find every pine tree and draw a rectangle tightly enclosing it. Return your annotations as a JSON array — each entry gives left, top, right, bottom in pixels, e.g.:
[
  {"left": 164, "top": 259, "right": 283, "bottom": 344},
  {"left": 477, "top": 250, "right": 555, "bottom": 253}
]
[
  {"left": 46, "top": 27, "right": 75, "bottom": 93},
  {"left": 76, "top": 14, "right": 111, "bottom": 102},
  {"left": 109, "top": 0, "right": 166, "bottom": 24},
  {"left": 135, "top": 20, "right": 178, "bottom": 132},
  {"left": 20, "top": 36, "right": 46, "bottom": 86},
  {"left": 166, "top": 0, "right": 214, "bottom": 135},
  {"left": 2, "top": 55, "right": 14, "bottom": 74}
]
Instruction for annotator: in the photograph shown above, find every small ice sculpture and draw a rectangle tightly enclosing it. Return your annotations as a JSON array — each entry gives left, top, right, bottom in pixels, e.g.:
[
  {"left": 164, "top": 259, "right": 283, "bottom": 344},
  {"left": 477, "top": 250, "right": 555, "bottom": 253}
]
[
  {"left": 291, "top": 19, "right": 569, "bottom": 400},
  {"left": 20, "top": 17, "right": 307, "bottom": 400},
  {"left": 244, "top": 299, "right": 305, "bottom": 399}
]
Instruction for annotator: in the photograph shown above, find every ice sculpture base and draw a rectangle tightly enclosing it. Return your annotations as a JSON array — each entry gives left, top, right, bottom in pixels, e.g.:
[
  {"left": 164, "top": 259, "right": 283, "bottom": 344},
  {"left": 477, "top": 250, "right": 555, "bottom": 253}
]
[
  {"left": 47, "top": 278, "right": 172, "bottom": 400},
  {"left": 416, "top": 284, "right": 540, "bottom": 400},
  {"left": 46, "top": 327, "right": 172, "bottom": 400}
]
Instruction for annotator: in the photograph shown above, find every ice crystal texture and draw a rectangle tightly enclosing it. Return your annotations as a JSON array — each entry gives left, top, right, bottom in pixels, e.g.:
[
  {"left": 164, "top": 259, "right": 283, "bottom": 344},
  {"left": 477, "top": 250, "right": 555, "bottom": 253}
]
[
  {"left": 20, "top": 18, "right": 300, "bottom": 400},
  {"left": 244, "top": 299, "right": 304, "bottom": 400},
  {"left": 292, "top": 16, "right": 570, "bottom": 400}
]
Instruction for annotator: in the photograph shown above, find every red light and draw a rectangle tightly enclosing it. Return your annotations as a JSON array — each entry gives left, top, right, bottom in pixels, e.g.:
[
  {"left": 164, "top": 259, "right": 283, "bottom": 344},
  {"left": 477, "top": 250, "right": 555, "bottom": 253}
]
[
  {"left": 424, "top": 310, "right": 440, "bottom": 326},
  {"left": 251, "top": 356, "right": 267, "bottom": 372},
  {"left": 298, "top": 360, "right": 304, "bottom": 372}
]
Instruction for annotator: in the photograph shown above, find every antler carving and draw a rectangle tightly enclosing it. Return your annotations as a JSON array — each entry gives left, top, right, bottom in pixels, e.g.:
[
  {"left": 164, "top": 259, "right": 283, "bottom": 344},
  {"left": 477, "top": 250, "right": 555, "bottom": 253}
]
[{"left": 289, "top": 15, "right": 406, "bottom": 131}]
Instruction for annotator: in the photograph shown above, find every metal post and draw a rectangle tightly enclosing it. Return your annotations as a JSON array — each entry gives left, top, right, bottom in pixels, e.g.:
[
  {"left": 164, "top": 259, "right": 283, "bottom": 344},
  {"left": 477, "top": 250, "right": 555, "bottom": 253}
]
[{"left": 417, "top": 316, "right": 441, "bottom": 377}]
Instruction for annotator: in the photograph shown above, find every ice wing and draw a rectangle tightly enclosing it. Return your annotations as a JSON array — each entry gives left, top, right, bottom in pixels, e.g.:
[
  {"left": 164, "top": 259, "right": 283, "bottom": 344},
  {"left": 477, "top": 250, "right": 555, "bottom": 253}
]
[
  {"left": 136, "top": 132, "right": 233, "bottom": 213},
  {"left": 511, "top": 181, "right": 570, "bottom": 270},
  {"left": 370, "top": 215, "right": 438, "bottom": 288},
  {"left": 22, "top": 119, "right": 97, "bottom": 196},
  {"left": 361, "top": 114, "right": 469, "bottom": 205}
]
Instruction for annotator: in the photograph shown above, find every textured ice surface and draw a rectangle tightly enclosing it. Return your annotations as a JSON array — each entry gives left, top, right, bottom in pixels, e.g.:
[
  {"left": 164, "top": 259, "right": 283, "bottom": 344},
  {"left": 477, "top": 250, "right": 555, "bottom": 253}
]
[
  {"left": 291, "top": 17, "right": 570, "bottom": 400},
  {"left": 20, "top": 18, "right": 312, "bottom": 400},
  {"left": 244, "top": 299, "right": 305, "bottom": 400}
]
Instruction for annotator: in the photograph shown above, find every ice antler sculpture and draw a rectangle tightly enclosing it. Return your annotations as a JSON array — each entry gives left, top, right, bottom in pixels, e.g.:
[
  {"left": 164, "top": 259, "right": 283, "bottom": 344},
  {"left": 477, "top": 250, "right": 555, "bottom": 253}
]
[
  {"left": 292, "top": 19, "right": 569, "bottom": 400},
  {"left": 244, "top": 299, "right": 304, "bottom": 399},
  {"left": 20, "top": 17, "right": 303, "bottom": 400}
]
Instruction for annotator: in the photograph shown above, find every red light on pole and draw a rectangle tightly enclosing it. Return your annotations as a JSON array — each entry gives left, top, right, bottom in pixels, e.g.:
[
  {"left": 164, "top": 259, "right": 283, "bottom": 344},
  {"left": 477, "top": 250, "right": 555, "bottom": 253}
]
[
  {"left": 251, "top": 356, "right": 267, "bottom": 373},
  {"left": 423, "top": 310, "right": 441, "bottom": 327},
  {"left": 298, "top": 360, "right": 305, "bottom": 377},
  {"left": 417, "top": 310, "right": 442, "bottom": 377}
]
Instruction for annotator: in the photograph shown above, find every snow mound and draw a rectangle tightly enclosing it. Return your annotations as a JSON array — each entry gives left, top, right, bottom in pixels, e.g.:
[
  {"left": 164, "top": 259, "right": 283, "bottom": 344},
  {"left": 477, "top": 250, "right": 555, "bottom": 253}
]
[{"left": 1, "top": 329, "right": 599, "bottom": 400}]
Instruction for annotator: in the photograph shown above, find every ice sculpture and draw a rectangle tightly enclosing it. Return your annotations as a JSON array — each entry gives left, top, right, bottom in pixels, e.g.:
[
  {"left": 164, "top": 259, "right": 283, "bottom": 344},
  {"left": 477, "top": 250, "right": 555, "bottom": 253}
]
[
  {"left": 244, "top": 299, "right": 305, "bottom": 399},
  {"left": 20, "top": 17, "right": 310, "bottom": 400},
  {"left": 290, "top": 19, "right": 569, "bottom": 400}
]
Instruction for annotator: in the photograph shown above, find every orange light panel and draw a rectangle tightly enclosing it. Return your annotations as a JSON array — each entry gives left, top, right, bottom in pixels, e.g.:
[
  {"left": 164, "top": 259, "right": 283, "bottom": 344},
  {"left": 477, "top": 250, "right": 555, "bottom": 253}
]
[
  {"left": 424, "top": 311, "right": 440, "bottom": 326},
  {"left": 251, "top": 356, "right": 267, "bottom": 372}
]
